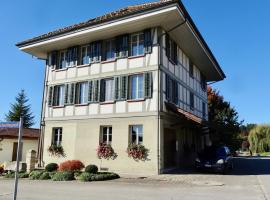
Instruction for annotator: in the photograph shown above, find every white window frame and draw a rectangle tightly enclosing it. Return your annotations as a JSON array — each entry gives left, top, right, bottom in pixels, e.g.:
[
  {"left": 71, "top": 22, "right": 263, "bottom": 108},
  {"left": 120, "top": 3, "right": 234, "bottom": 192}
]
[
  {"left": 101, "top": 126, "right": 112, "bottom": 144},
  {"left": 79, "top": 82, "right": 89, "bottom": 104},
  {"left": 52, "top": 128, "right": 62, "bottom": 146},
  {"left": 130, "top": 125, "right": 143, "bottom": 145},
  {"left": 105, "top": 39, "right": 116, "bottom": 60},
  {"left": 81, "top": 45, "right": 90, "bottom": 65},
  {"left": 130, "top": 74, "right": 144, "bottom": 100},
  {"left": 131, "top": 32, "right": 144, "bottom": 57}
]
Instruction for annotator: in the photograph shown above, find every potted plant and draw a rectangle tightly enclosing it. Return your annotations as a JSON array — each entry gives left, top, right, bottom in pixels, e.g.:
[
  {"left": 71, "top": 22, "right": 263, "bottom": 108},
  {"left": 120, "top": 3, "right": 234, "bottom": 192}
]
[
  {"left": 48, "top": 145, "right": 65, "bottom": 157},
  {"left": 97, "top": 143, "right": 117, "bottom": 160},
  {"left": 127, "top": 144, "right": 149, "bottom": 161}
]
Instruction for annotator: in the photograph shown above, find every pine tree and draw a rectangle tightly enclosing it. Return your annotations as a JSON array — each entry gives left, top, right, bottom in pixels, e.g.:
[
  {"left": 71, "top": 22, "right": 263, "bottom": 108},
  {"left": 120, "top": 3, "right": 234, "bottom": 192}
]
[{"left": 5, "top": 90, "right": 35, "bottom": 128}]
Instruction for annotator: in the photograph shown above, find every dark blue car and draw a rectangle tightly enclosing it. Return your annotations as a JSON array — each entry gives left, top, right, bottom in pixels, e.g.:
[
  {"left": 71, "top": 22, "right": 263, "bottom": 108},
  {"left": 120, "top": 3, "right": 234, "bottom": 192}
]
[{"left": 195, "top": 146, "right": 233, "bottom": 174}]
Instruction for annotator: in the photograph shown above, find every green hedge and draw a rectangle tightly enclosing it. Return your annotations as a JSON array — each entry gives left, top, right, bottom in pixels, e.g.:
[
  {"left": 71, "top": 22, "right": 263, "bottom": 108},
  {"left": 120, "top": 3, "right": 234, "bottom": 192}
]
[
  {"left": 29, "top": 170, "right": 44, "bottom": 180},
  {"left": 85, "top": 165, "right": 98, "bottom": 174},
  {"left": 79, "top": 172, "right": 120, "bottom": 182},
  {"left": 52, "top": 171, "right": 74, "bottom": 181},
  {"left": 4, "top": 172, "right": 29, "bottom": 179},
  {"left": 45, "top": 163, "right": 58, "bottom": 172}
]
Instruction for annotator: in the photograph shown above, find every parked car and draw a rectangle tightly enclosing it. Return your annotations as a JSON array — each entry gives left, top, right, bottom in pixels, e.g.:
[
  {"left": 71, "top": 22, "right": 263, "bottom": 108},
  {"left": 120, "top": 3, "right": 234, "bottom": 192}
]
[{"left": 195, "top": 146, "right": 233, "bottom": 174}]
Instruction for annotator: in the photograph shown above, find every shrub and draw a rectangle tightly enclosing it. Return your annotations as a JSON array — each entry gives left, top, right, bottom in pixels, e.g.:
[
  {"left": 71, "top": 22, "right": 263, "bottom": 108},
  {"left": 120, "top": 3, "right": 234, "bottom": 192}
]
[
  {"left": 4, "top": 172, "right": 29, "bottom": 179},
  {"left": 127, "top": 144, "right": 149, "bottom": 161},
  {"left": 52, "top": 171, "right": 74, "bottom": 181},
  {"left": 4, "top": 172, "right": 15, "bottom": 178},
  {"left": 59, "top": 160, "right": 84, "bottom": 172},
  {"left": 45, "top": 163, "right": 58, "bottom": 172},
  {"left": 97, "top": 143, "right": 117, "bottom": 160},
  {"left": 79, "top": 172, "right": 120, "bottom": 182},
  {"left": 48, "top": 145, "right": 65, "bottom": 157},
  {"left": 29, "top": 170, "right": 44, "bottom": 180},
  {"left": 39, "top": 172, "right": 51, "bottom": 180},
  {"left": 19, "top": 172, "right": 29, "bottom": 179},
  {"left": 85, "top": 165, "right": 98, "bottom": 174}
]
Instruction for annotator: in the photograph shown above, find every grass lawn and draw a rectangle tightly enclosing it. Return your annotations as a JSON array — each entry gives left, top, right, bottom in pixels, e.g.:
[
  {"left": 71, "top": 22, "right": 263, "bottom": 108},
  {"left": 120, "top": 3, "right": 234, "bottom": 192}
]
[{"left": 260, "top": 152, "right": 270, "bottom": 156}]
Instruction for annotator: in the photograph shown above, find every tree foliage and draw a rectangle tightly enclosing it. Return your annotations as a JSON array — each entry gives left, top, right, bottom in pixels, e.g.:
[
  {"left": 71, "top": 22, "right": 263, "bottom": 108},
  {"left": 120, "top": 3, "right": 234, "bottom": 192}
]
[
  {"left": 5, "top": 89, "right": 35, "bottom": 128},
  {"left": 208, "top": 87, "right": 242, "bottom": 150},
  {"left": 248, "top": 125, "right": 270, "bottom": 153}
]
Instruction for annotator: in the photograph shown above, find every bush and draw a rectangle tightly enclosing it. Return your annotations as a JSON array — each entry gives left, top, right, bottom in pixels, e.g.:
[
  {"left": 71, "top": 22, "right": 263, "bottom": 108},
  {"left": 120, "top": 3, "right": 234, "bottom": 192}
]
[
  {"left": 85, "top": 165, "right": 98, "bottom": 174},
  {"left": 29, "top": 170, "right": 44, "bottom": 180},
  {"left": 79, "top": 172, "right": 120, "bottom": 182},
  {"left": 19, "top": 172, "right": 29, "bottom": 179},
  {"left": 39, "top": 172, "right": 51, "bottom": 180},
  {"left": 4, "top": 172, "right": 15, "bottom": 178},
  {"left": 59, "top": 160, "right": 84, "bottom": 172},
  {"left": 45, "top": 163, "right": 58, "bottom": 172},
  {"left": 4, "top": 172, "right": 29, "bottom": 179},
  {"left": 52, "top": 171, "right": 74, "bottom": 181}
]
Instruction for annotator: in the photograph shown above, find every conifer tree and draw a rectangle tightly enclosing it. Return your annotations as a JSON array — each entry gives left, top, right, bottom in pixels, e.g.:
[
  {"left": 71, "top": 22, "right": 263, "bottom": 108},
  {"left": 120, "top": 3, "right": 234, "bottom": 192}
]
[{"left": 5, "top": 90, "right": 35, "bottom": 128}]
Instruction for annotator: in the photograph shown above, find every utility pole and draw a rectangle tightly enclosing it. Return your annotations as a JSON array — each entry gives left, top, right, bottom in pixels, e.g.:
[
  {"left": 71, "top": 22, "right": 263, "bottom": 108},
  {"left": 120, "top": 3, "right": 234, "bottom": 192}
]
[{"left": 13, "top": 117, "right": 23, "bottom": 200}]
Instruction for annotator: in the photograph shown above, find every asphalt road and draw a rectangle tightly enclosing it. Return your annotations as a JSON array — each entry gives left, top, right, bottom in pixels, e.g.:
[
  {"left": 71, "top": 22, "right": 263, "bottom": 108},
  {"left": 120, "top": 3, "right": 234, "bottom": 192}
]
[{"left": 0, "top": 157, "right": 269, "bottom": 200}]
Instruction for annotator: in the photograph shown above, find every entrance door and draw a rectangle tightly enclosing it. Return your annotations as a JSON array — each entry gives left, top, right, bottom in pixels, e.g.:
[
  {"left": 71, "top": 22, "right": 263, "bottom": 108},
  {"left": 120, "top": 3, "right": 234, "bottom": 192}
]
[
  {"left": 12, "top": 142, "right": 23, "bottom": 161},
  {"left": 164, "top": 128, "right": 176, "bottom": 168},
  {"left": 12, "top": 142, "right": 18, "bottom": 161}
]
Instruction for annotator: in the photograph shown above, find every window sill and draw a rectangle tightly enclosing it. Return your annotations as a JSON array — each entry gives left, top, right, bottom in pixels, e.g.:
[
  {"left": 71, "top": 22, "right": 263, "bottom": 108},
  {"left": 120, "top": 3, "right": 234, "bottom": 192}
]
[
  {"left": 100, "top": 101, "right": 115, "bottom": 105},
  {"left": 54, "top": 68, "right": 68, "bottom": 72},
  {"left": 101, "top": 59, "right": 116, "bottom": 64},
  {"left": 127, "top": 98, "right": 145, "bottom": 103},
  {"left": 128, "top": 55, "right": 145, "bottom": 60},
  {"left": 77, "top": 64, "right": 90, "bottom": 68},
  {"left": 52, "top": 106, "right": 65, "bottom": 109},
  {"left": 75, "top": 103, "right": 89, "bottom": 107}
]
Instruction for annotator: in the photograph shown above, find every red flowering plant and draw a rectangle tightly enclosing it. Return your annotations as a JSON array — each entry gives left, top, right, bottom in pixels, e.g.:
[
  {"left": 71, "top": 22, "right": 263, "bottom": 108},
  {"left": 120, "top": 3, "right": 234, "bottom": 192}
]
[
  {"left": 127, "top": 144, "right": 149, "bottom": 161},
  {"left": 59, "top": 160, "right": 85, "bottom": 171},
  {"left": 97, "top": 143, "right": 117, "bottom": 160}
]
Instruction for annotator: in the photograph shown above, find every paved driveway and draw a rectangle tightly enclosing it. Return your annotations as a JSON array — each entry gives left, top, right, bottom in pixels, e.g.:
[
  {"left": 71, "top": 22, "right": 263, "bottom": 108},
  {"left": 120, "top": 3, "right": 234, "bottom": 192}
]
[{"left": 0, "top": 157, "right": 269, "bottom": 200}]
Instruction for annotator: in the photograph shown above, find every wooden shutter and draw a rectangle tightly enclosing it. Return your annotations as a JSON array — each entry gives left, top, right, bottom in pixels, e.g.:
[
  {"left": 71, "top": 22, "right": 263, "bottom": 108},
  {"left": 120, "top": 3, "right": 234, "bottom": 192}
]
[
  {"left": 120, "top": 76, "right": 128, "bottom": 100},
  {"left": 64, "top": 84, "right": 69, "bottom": 104},
  {"left": 189, "top": 60, "right": 194, "bottom": 77},
  {"left": 173, "top": 42, "right": 178, "bottom": 64},
  {"left": 50, "top": 51, "right": 58, "bottom": 69},
  {"left": 100, "top": 79, "right": 106, "bottom": 102},
  {"left": 69, "top": 83, "right": 75, "bottom": 104},
  {"left": 144, "top": 29, "right": 152, "bottom": 54},
  {"left": 114, "top": 76, "right": 120, "bottom": 100},
  {"left": 93, "top": 80, "right": 100, "bottom": 102},
  {"left": 75, "top": 83, "right": 80, "bottom": 104},
  {"left": 144, "top": 72, "right": 153, "bottom": 99},
  {"left": 165, "top": 74, "right": 170, "bottom": 100},
  {"left": 190, "top": 92, "right": 194, "bottom": 110},
  {"left": 173, "top": 81, "right": 178, "bottom": 104},
  {"left": 88, "top": 81, "right": 93, "bottom": 102},
  {"left": 48, "top": 86, "right": 54, "bottom": 106}
]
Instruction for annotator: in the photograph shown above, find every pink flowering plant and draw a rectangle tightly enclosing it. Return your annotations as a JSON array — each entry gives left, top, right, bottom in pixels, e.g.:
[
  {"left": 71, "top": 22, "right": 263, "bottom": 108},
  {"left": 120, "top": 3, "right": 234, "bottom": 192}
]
[
  {"left": 97, "top": 143, "right": 117, "bottom": 160},
  {"left": 127, "top": 144, "right": 149, "bottom": 161}
]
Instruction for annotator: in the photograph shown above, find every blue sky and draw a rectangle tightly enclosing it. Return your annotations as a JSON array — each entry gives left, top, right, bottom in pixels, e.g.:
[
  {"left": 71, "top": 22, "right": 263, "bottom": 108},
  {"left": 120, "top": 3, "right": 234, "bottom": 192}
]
[{"left": 0, "top": 0, "right": 269, "bottom": 127}]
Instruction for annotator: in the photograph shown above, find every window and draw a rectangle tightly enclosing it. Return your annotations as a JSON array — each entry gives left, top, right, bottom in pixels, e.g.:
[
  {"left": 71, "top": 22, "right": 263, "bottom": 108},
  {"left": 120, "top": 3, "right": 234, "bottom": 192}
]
[
  {"left": 59, "top": 51, "right": 68, "bottom": 69},
  {"left": 131, "top": 33, "right": 144, "bottom": 56},
  {"left": 90, "top": 41, "right": 101, "bottom": 63},
  {"left": 116, "top": 34, "right": 129, "bottom": 58},
  {"left": 190, "top": 92, "right": 194, "bottom": 110},
  {"left": 52, "top": 128, "right": 62, "bottom": 146},
  {"left": 53, "top": 85, "right": 65, "bottom": 106},
  {"left": 76, "top": 82, "right": 88, "bottom": 104},
  {"left": 101, "top": 126, "right": 112, "bottom": 144},
  {"left": 200, "top": 72, "right": 207, "bottom": 91},
  {"left": 105, "top": 39, "right": 116, "bottom": 60},
  {"left": 100, "top": 79, "right": 114, "bottom": 102},
  {"left": 130, "top": 125, "right": 143, "bottom": 145},
  {"left": 189, "top": 60, "right": 194, "bottom": 77},
  {"left": 165, "top": 74, "right": 178, "bottom": 104},
  {"left": 81, "top": 46, "right": 90, "bottom": 65},
  {"left": 202, "top": 102, "right": 206, "bottom": 119},
  {"left": 130, "top": 74, "right": 144, "bottom": 100},
  {"left": 166, "top": 34, "right": 177, "bottom": 64}
]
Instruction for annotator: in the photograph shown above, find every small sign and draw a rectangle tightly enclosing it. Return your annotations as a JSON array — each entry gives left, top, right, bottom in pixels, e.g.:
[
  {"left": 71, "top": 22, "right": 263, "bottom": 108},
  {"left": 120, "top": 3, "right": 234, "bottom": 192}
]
[{"left": 0, "top": 122, "right": 19, "bottom": 129}]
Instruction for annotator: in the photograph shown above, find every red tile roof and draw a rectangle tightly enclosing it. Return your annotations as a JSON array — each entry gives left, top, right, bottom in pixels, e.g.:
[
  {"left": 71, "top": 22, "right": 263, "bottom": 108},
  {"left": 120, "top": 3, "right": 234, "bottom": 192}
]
[
  {"left": 0, "top": 128, "right": 40, "bottom": 139},
  {"left": 16, "top": 0, "right": 178, "bottom": 47}
]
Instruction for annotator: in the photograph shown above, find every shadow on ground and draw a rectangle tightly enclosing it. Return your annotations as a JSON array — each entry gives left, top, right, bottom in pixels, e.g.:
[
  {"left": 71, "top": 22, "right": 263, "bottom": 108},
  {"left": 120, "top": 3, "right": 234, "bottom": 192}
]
[{"left": 166, "top": 157, "right": 270, "bottom": 176}]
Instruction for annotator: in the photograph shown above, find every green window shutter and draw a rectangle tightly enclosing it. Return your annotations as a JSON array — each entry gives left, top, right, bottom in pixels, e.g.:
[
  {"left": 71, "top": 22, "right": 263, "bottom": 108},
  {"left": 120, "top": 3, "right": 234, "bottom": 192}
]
[
  {"left": 64, "top": 84, "right": 69, "bottom": 104},
  {"left": 48, "top": 86, "right": 54, "bottom": 106},
  {"left": 93, "top": 80, "right": 100, "bottom": 102},
  {"left": 114, "top": 76, "right": 120, "bottom": 100},
  {"left": 100, "top": 79, "right": 105, "bottom": 102},
  {"left": 88, "top": 81, "right": 93, "bottom": 103},
  {"left": 75, "top": 83, "right": 80, "bottom": 104},
  {"left": 144, "top": 29, "right": 152, "bottom": 54},
  {"left": 120, "top": 76, "right": 128, "bottom": 100},
  {"left": 144, "top": 72, "right": 153, "bottom": 99}
]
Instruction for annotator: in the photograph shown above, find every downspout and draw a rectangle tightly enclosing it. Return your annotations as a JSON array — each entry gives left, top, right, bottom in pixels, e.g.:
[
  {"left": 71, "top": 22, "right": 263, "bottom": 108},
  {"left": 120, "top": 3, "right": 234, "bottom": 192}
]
[
  {"left": 37, "top": 58, "right": 49, "bottom": 167},
  {"left": 157, "top": 18, "right": 187, "bottom": 174}
]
